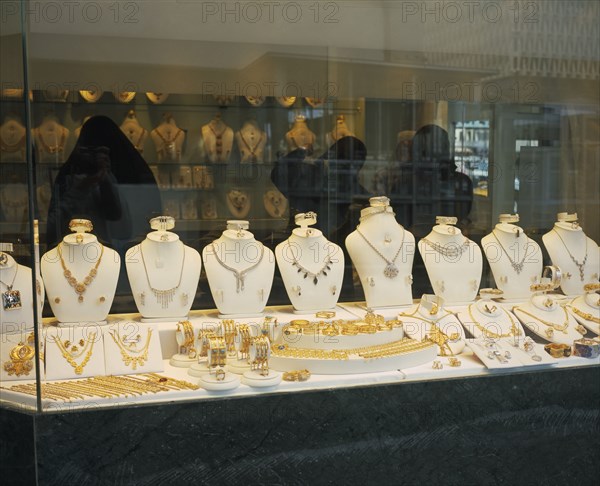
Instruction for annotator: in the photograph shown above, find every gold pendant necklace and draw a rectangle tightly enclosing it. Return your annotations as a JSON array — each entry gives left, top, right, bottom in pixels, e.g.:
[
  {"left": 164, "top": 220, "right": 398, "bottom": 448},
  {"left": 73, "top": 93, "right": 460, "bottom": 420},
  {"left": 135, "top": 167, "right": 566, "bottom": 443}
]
[
  {"left": 53, "top": 332, "right": 96, "bottom": 375},
  {"left": 467, "top": 304, "right": 522, "bottom": 339},
  {"left": 3, "top": 332, "right": 35, "bottom": 377},
  {"left": 36, "top": 128, "right": 66, "bottom": 154},
  {"left": 513, "top": 306, "right": 571, "bottom": 338},
  {"left": 399, "top": 304, "right": 459, "bottom": 356},
  {"left": 240, "top": 131, "right": 262, "bottom": 163},
  {"left": 109, "top": 328, "right": 153, "bottom": 370},
  {"left": 58, "top": 243, "right": 104, "bottom": 303}
]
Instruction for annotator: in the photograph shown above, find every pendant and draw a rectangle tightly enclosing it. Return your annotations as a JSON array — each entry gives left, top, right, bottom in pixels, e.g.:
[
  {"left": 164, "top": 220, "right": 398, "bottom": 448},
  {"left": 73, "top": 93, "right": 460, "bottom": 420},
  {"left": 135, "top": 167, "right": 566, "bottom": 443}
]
[
  {"left": 512, "top": 262, "right": 523, "bottom": 274},
  {"left": 383, "top": 263, "right": 399, "bottom": 279},
  {"left": 2, "top": 288, "right": 22, "bottom": 310}
]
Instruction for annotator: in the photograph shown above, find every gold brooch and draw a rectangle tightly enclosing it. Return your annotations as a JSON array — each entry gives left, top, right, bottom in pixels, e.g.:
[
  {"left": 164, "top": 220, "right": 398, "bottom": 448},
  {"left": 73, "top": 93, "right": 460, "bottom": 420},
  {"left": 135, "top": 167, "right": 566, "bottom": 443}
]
[{"left": 3, "top": 333, "right": 35, "bottom": 377}]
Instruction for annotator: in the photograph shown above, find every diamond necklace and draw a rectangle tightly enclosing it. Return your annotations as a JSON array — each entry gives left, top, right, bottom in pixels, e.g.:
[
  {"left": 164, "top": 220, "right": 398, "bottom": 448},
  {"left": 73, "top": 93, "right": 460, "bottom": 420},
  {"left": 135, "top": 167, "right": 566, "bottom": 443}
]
[
  {"left": 491, "top": 230, "right": 530, "bottom": 275},
  {"left": 140, "top": 242, "right": 186, "bottom": 308},
  {"left": 552, "top": 228, "right": 588, "bottom": 281},
  {"left": 287, "top": 240, "right": 333, "bottom": 285},
  {"left": 356, "top": 226, "right": 404, "bottom": 278},
  {"left": 211, "top": 241, "right": 265, "bottom": 293},
  {"left": 467, "top": 304, "right": 522, "bottom": 339},
  {"left": 422, "top": 237, "right": 470, "bottom": 258}
]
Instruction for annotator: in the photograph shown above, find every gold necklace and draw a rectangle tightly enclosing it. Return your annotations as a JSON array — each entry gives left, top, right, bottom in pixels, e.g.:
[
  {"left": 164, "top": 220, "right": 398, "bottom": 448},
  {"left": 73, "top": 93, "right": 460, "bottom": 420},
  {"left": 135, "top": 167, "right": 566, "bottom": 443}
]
[
  {"left": 36, "top": 128, "right": 66, "bottom": 154},
  {"left": 109, "top": 329, "right": 153, "bottom": 370},
  {"left": 53, "top": 332, "right": 96, "bottom": 375},
  {"left": 467, "top": 304, "right": 522, "bottom": 339},
  {"left": 139, "top": 242, "right": 186, "bottom": 308},
  {"left": 58, "top": 243, "right": 104, "bottom": 303},
  {"left": 240, "top": 131, "right": 262, "bottom": 162},
  {"left": 399, "top": 305, "right": 458, "bottom": 356},
  {"left": 567, "top": 305, "right": 600, "bottom": 325},
  {"left": 155, "top": 127, "right": 182, "bottom": 157},
  {"left": 513, "top": 306, "right": 570, "bottom": 337},
  {"left": 208, "top": 123, "right": 227, "bottom": 161},
  {"left": 0, "top": 133, "right": 26, "bottom": 153}
]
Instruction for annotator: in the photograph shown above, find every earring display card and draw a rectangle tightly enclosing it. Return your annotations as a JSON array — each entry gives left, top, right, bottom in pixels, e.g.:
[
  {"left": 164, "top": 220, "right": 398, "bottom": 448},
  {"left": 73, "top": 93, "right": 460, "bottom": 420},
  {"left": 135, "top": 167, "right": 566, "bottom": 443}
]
[
  {"left": 103, "top": 322, "right": 164, "bottom": 376},
  {"left": 466, "top": 338, "right": 556, "bottom": 369}
]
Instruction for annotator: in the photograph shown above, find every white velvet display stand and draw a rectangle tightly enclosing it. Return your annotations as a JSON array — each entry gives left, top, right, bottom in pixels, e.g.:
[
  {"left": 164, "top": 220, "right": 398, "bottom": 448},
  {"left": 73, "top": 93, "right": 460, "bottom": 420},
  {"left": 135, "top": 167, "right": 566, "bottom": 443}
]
[
  {"left": 346, "top": 197, "right": 414, "bottom": 308},
  {"left": 542, "top": 213, "right": 600, "bottom": 296},
  {"left": 419, "top": 217, "right": 482, "bottom": 304},
  {"left": 513, "top": 292, "right": 585, "bottom": 345},
  {"left": 276, "top": 213, "right": 344, "bottom": 313},
  {"left": 240, "top": 337, "right": 282, "bottom": 388},
  {"left": 203, "top": 221, "right": 275, "bottom": 317},
  {"left": 41, "top": 227, "right": 119, "bottom": 324},
  {"left": 103, "top": 322, "right": 164, "bottom": 376},
  {"left": 126, "top": 219, "right": 201, "bottom": 321},
  {"left": 400, "top": 294, "right": 466, "bottom": 355},
  {"left": 457, "top": 291, "right": 525, "bottom": 340},
  {"left": 198, "top": 368, "right": 241, "bottom": 391},
  {"left": 44, "top": 324, "right": 107, "bottom": 380},
  {"left": 482, "top": 214, "right": 543, "bottom": 301},
  {"left": 566, "top": 291, "right": 600, "bottom": 335},
  {"left": 0, "top": 247, "right": 44, "bottom": 333}
]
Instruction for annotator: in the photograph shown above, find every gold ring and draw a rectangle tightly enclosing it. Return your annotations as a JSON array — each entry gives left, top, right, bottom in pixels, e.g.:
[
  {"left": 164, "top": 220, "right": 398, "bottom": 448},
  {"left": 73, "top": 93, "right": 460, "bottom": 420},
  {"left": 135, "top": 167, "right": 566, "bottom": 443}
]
[
  {"left": 215, "top": 368, "right": 226, "bottom": 381},
  {"left": 316, "top": 311, "right": 336, "bottom": 319},
  {"left": 543, "top": 343, "right": 571, "bottom": 358}
]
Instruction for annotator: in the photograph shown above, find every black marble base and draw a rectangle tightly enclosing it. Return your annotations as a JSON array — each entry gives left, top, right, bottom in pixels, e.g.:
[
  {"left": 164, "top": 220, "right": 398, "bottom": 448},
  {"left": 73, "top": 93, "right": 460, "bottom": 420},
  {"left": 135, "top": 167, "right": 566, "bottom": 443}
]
[{"left": 2, "top": 367, "right": 599, "bottom": 485}]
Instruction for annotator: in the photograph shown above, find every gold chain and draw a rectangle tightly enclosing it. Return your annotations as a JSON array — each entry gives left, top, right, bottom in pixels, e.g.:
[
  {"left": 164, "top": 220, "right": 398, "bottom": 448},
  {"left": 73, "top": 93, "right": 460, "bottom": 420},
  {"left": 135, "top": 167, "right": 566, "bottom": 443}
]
[
  {"left": 567, "top": 305, "right": 600, "bottom": 325},
  {"left": 57, "top": 243, "right": 104, "bottom": 303},
  {"left": 52, "top": 332, "right": 97, "bottom": 375},
  {"left": 513, "top": 306, "right": 570, "bottom": 334},
  {"left": 399, "top": 305, "right": 458, "bottom": 356},
  {"left": 467, "top": 304, "right": 522, "bottom": 339},
  {"left": 109, "top": 329, "right": 153, "bottom": 370}
]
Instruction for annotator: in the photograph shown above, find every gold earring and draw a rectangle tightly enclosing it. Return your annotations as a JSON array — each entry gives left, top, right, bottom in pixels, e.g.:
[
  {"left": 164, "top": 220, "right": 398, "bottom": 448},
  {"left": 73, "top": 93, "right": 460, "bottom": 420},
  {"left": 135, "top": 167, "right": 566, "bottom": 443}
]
[{"left": 429, "top": 303, "right": 439, "bottom": 315}]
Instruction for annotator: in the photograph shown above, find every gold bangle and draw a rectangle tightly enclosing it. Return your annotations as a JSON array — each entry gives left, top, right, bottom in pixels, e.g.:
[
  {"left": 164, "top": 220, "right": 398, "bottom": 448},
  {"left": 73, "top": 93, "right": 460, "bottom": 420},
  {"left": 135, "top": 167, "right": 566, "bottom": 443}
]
[
  {"left": 283, "top": 369, "right": 311, "bottom": 381},
  {"left": 208, "top": 336, "right": 227, "bottom": 368},
  {"left": 583, "top": 282, "right": 600, "bottom": 293},
  {"left": 530, "top": 283, "right": 555, "bottom": 292},
  {"left": 68, "top": 218, "right": 93, "bottom": 232},
  {"left": 479, "top": 288, "right": 504, "bottom": 296},
  {"left": 315, "top": 311, "right": 336, "bottom": 319},
  {"left": 543, "top": 343, "right": 571, "bottom": 358}
]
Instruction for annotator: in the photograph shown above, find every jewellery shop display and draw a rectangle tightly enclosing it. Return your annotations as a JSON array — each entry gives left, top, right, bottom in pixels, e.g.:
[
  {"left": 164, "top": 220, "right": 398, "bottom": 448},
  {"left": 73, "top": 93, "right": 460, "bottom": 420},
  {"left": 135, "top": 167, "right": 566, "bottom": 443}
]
[
  {"left": 210, "top": 241, "right": 265, "bottom": 293},
  {"left": 52, "top": 332, "right": 97, "bottom": 375},
  {"left": 140, "top": 242, "right": 186, "bottom": 308},
  {"left": 422, "top": 237, "right": 471, "bottom": 258},
  {"left": 1, "top": 264, "right": 22, "bottom": 310},
  {"left": 3, "top": 374, "right": 199, "bottom": 402},
  {"left": 287, "top": 240, "right": 334, "bottom": 285},
  {"left": 491, "top": 230, "right": 531, "bottom": 274},
  {"left": 467, "top": 304, "right": 522, "bottom": 339},
  {"left": 551, "top": 228, "right": 589, "bottom": 281},
  {"left": 3, "top": 333, "right": 35, "bottom": 377},
  {"left": 109, "top": 328, "right": 153, "bottom": 371},
  {"left": 58, "top": 243, "right": 104, "bottom": 303},
  {"left": 356, "top": 226, "right": 405, "bottom": 279}
]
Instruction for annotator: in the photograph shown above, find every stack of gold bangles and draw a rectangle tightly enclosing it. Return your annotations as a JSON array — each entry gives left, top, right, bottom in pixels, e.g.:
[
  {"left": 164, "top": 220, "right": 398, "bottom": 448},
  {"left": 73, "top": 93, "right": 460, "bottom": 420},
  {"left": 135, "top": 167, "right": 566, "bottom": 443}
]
[
  {"left": 177, "top": 321, "right": 196, "bottom": 358},
  {"left": 238, "top": 324, "right": 252, "bottom": 360},
  {"left": 208, "top": 336, "right": 227, "bottom": 368},
  {"left": 222, "top": 320, "right": 237, "bottom": 354},
  {"left": 282, "top": 369, "right": 311, "bottom": 382},
  {"left": 198, "top": 329, "right": 217, "bottom": 358},
  {"left": 251, "top": 336, "right": 270, "bottom": 375}
]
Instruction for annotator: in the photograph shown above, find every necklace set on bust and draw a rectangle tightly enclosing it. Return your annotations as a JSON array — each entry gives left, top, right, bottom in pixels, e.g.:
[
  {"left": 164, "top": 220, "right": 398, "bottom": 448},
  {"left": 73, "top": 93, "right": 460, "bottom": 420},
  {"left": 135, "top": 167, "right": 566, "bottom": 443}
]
[
  {"left": 211, "top": 241, "right": 265, "bottom": 293},
  {"left": 552, "top": 228, "right": 589, "bottom": 281}
]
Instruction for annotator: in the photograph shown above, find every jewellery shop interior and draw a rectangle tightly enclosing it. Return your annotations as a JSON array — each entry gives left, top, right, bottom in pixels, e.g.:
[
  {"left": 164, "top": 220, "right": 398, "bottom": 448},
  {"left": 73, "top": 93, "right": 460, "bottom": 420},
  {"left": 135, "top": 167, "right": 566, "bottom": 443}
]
[{"left": 0, "top": 0, "right": 599, "bottom": 483}]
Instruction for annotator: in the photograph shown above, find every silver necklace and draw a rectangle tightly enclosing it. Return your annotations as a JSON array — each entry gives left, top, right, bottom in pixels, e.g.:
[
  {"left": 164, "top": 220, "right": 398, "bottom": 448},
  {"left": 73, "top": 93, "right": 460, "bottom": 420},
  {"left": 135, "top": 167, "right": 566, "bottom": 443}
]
[
  {"left": 552, "top": 229, "right": 588, "bottom": 281},
  {"left": 356, "top": 226, "right": 405, "bottom": 278},
  {"left": 491, "top": 230, "right": 530, "bottom": 274},
  {"left": 0, "top": 265, "right": 21, "bottom": 311},
  {"left": 140, "top": 242, "right": 186, "bottom": 308},
  {"left": 211, "top": 242, "right": 265, "bottom": 293},
  {"left": 287, "top": 240, "right": 333, "bottom": 285},
  {"left": 422, "top": 237, "right": 470, "bottom": 258}
]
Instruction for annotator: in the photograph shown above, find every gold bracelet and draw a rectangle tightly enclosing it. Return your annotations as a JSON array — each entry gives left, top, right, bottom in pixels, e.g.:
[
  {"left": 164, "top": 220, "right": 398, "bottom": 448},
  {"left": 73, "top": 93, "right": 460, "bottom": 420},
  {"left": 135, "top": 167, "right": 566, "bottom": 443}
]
[
  {"left": 208, "top": 336, "right": 227, "bottom": 368},
  {"left": 68, "top": 218, "right": 93, "bottom": 232},
  {"left": 315, "top": 311, "right": 336, "bottom": 319},
  {"left": 530, "top": 283, "right": 555, "bottom": 292},
  {"left": 543, "top": 343, "right": 572, "bottom": 358},
  {"left": 238, "top": 324, "right": 252, "bottom": 359},
  {"left": 572, "top": 338, "right": 600, "bottom": 358},
  {"left": 283, "top": 369, "right": 311, "bottom": 382},
  {"left": 583, "top": 282, "right": 600, "bottom": 293}
]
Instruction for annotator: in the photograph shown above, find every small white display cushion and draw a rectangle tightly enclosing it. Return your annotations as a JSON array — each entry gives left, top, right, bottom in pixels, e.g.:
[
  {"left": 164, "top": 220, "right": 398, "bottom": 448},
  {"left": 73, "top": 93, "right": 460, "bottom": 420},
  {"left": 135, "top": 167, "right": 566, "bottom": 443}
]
[
  {"left": 512, "top": 305, "right": 584, "bottom": 345},
  {"left": 269, "top": 344, "right": 437, "bottom": 375},
  {"left": 567, "top": 297, "right": 600, "bottom": 334},
  {"left": 41, "top": 245, "right": 120, "bottom": 324},
  {"left": 103, "top": 322, "right": 164, "bottom": 376},
  {"left": 0, "top": 264, "right": 41, "bottom": 332},
  {"left": 0, "top": 331, "right": 42, "bottom": 382},
  {"left": 44, "top": 324, "right": 107, "bottom": 380},
  {"left": 126, "top": 244, "right": 201, "bottom": 319},
  {"left": 241, "top": 370, "right": 282, "bottom": 387},
  {"left": 199, "top": 372, "right": 241, "bottom": 391}
]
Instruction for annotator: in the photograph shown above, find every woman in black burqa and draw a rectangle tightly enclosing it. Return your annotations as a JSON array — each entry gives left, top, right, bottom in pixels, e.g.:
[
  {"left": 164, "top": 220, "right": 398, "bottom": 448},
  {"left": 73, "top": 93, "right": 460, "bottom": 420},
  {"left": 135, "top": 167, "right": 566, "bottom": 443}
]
[{"left": 46, "top": 115, "right": 162, "bottom": 248}]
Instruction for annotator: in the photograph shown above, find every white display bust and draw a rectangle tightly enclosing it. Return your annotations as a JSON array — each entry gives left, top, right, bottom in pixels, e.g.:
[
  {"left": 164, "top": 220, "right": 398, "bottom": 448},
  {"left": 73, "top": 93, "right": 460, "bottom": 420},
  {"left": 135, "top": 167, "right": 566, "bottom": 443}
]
[
  {"left": 482, "top": 214, "right": 542, "bottom": 300},
  {"left": 200, "top": 113, "right": 234, "bottom": 164},
  {"left": 235, "top": 120, "right": 266, "bottom": 164},
  {"left": 275, "top": 212, "right": 344, "bottom": 312},
  {"left": 203, "top": 221, "right": 275, "bottom": 316},
  {"left": 0, "top": 247, "right": 44, "bottom": 332},
  {"left": 285, "top": 115, "right": 316, "bottom": 154},
  {"left": 418, "top": 217, "right": 482, "bottom": 304},
  {"left": 126, "top": 217, "right": 201, "bottom": 320},
  {"left": 326, "top": 114, "right": 355, "bottom": 147},
  {"left": 151, "top": 114, "right": 185, "bottom": 162},
  {"left": 120, "top": 110, "right": 148, "bottom": 153},
  {"left": 41, "top": 220, "right": 119, "bottom": 324},
  {"left": 542, "top": 213, "right": 600, "bottom": 296},
  {"left": 346, "top": 196, "right": 414, "bottom": 307},
  {"left": 0, "top": 116, "right": 27, "bottom": 161}
]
